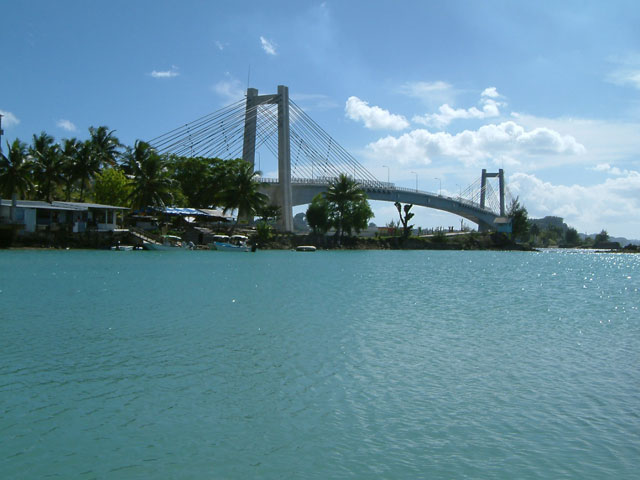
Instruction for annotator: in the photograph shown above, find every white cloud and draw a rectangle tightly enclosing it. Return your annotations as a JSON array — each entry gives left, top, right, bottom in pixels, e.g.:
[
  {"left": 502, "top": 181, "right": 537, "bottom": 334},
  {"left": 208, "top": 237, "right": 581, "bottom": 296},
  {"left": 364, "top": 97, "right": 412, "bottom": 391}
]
[
  {"left": 413, "top": 87, "right": 503, "bottom": 128},
  {"left": 212, "top": 76, "right": 244, "bottom": 103},
  {"left": 56, "top": 119, "right": 77, "bottom": 132},
  {"left": 260, "top": 36, "right": 277, "bottom": 55},
  {"left": 607, "top": 69, "right": 640, "bottom": 90},
  {"left": 607, "top": 54, "right": 640, "bottom": 90},
  {"left": 345, "top": 96, "right": 409, "bottom": 131},
  {"left": 150, "top": 66, "right": 179, "bottom": 78},
  {"left": 511, "top": 113, "right": 640, "bottom": 169},
  {"left": 413, "top": 101, "right": 501, "bottom": 128},
  {"left": 0, "top": 110, "right": 20, "bottom": 127},
  {"left": 398, "top": 81, "right": 455, "bottom": 106},
  {"left": 364, "top": 121, "right": 585, "bottom": 166},
  {"left": 509, "top": 171, "right": 640, "bottom": 238},
  {"left": 215, "top": 40, "right": 225, "bottom": 51},
  {"left": 481, "top": 87, "right": 500, "bottom": 98},
  {"left": 590, "top": 163, "right": 631, "bottom": 176}
]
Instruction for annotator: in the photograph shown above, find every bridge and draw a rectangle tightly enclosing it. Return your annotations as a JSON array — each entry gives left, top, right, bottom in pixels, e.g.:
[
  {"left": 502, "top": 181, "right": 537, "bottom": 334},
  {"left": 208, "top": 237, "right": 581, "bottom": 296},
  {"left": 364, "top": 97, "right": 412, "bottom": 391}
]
[{"left": 150, "top": 85, "right": 511, "bottom": 232}]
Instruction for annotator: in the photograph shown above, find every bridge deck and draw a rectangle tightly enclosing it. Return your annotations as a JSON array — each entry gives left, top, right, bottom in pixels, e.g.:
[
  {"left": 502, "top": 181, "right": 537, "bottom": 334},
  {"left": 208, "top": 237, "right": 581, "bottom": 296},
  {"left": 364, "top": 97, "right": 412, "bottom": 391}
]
[{"left": 258, "top": 177, "right": 504, "bottom": 230}]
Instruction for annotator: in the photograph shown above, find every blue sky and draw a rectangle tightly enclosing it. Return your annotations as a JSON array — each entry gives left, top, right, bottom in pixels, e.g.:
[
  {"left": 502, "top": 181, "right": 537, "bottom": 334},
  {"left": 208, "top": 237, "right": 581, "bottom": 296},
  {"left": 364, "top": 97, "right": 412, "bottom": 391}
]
[{"left": 2, "top": 0, "right": 640, "bottom": 238}]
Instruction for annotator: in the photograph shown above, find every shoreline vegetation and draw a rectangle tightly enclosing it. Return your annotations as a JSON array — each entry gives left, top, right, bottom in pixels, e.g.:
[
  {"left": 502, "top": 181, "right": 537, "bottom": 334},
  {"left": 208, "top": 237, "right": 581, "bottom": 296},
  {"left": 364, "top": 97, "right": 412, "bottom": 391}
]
[{"left": 3, "top": 228, "right": 638, "bottom": 252}]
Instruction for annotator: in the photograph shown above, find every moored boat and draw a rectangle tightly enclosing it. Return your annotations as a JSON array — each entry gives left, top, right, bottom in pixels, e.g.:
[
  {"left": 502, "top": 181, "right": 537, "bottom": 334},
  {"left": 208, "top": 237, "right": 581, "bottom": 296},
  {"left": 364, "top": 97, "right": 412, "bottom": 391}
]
[
  {"left": 143, "top": 235, "right": 194, "bottom": 251},
  {"left": 110, "top": 244, "right": 134, "bottom": 251},
  {"left": 296, "top": 245, "right": 317, "bottom": 252},
  {"left": 212, "top": 234, "right": 251, "bottom": 252},
  {"left": 208, "top": 235, "right": 230, "bottom": 250}
]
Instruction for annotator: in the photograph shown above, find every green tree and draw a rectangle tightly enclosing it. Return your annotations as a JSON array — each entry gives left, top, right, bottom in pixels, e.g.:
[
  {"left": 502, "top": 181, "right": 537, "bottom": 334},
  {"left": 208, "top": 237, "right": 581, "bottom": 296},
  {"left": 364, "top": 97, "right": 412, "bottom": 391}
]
[
  {"left": 72, "top": 140, "right": 102, "bottom": 201},
  {"left": 125, "top": 141, "right": 174, "bottom": 209},
  {"left": 529, "top": 222, "right": 540, "bottom": 245},
  {"left": 89, "top": 126, "right": 121, "bottom": 168},
  {"left": 564, "top": 227, "right": 580, "bottom": 246},
  {"left": 508, "top": 197, "right": 529, "bottom": 242},
  {"left": 0, "top": 139, "right": 34, "bottom": 220},
  {"left": 31, "top": 132, "right": 63, "bottom": 202},
  {"left": 257, "top": 204, "right": 281, "bottom": 224},
  {"left": 59, "top": 138, "right": 80, "bottom": 201},
  {"left": 395, "top": 202, "right": 414, "bottom": 238},
  {"left": 343, "top": 195, "right": 374, "bottom": 236},
  {"left": 325, "top": 174, "right": 370, "bottom": 243},
  {"left": 306, "top": 193, "right": 331, "bottom": 235},
  {"left": 93, "top": 167, "right": 132, "bottom": 206},
  {"left": 170, "top": 156, "right": 229, "bottom": 208},
  {"left": 594, "top": 229, "right": 609, "bottom": 245},
  {"left": 219, "top": 160, "right": 268, "bottom": 228},
  {"left": 540, "top": 228, "right": 559, "bottom": 247},
  {"left": 254, "top": 221, "right": 273, "bottom": 244}
]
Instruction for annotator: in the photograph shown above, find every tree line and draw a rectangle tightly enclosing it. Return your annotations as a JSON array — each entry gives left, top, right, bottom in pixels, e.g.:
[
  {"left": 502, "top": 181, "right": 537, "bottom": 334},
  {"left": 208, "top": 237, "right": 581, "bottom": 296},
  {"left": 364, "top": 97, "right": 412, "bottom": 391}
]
[
  {"left": 0, "top": 126, "right": 269, "bottom": 222},
  {"left": 509, "top": 199, "right": 612, "bottom": 247}
]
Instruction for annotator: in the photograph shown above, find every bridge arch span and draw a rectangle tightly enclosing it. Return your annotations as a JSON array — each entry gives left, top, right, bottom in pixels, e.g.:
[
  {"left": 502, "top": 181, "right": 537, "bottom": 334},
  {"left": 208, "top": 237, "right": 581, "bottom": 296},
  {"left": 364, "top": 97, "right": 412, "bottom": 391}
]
[{"left": 259, "top": 179, "right": 502, "bottom": 231}]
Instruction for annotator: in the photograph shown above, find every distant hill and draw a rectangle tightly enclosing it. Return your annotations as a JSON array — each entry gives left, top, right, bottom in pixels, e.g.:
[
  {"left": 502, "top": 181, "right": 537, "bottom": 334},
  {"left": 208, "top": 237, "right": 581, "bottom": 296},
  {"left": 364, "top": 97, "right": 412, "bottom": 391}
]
[
  {"left": 531, "top": 216, "right": 639, "bottom": 246},
  {"left": 580, "top": 233, "right": 640, "bottom": 246}
]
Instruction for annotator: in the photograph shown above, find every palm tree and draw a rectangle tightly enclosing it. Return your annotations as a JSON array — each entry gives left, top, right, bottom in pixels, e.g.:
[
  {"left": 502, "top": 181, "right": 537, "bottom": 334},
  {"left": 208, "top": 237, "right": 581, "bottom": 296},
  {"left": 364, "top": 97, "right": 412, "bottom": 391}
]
[
  {"left": 31, "top": 132, "right": 63, "bottom": 202},
  {"left": 125, "top": 140, "right": 174, "bottom": 210},
  {"left": 89, "top": 125, "right": 121, "bottom": 168},
  {"left": 0, "top": 139, "right": 34, "bottom": 220},
  {"left": 325, "top": 173, "right": 365, "bottom": 242},
  {"left": 60, "top": 138, "right": 80, "bottom": 201},
  {"left": 72, "top": 140, "right": 102, "bottom": 201},
  {"left": 219, "top": 161, "right": 268, "bottom": 229}
]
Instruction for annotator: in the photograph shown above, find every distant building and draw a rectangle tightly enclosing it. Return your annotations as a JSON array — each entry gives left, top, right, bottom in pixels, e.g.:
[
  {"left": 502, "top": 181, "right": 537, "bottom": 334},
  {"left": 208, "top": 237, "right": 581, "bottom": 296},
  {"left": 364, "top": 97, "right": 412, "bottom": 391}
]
[{"left": 0, "top": 199, "right": 128, "bottom": 233}]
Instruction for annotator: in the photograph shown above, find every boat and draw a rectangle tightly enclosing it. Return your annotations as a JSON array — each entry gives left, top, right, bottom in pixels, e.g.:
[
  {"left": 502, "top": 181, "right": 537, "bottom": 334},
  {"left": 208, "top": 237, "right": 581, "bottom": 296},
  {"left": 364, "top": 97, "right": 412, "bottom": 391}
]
[
  {"left": 110, "top": 244, "right": 134, "bottom": 251},
  {"left": 212, "top": 234, "right": 251, "bottom": 252},
  {"left": 208, "top": 234, "right": 230, "bottom": 250},
  {"left": 143, "top": 235, "right": 194, "bottom": 251},
  {"left": 296, "top": 245, "right": 317, "bottom": 252}
]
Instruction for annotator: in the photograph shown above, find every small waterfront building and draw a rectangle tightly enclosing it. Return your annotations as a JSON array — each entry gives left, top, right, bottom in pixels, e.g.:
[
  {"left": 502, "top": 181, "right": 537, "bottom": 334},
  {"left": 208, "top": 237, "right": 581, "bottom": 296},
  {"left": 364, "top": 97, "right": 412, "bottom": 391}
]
[{"left": 0, "top": 199, "right": 129, "bottom": 233}]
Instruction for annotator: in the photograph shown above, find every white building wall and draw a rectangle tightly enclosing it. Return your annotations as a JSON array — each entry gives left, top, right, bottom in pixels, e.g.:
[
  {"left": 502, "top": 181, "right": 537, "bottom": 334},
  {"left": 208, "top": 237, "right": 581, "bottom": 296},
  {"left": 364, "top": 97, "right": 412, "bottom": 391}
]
[{"left": 23, "top": 209, "right": 37, "bottom": 232}]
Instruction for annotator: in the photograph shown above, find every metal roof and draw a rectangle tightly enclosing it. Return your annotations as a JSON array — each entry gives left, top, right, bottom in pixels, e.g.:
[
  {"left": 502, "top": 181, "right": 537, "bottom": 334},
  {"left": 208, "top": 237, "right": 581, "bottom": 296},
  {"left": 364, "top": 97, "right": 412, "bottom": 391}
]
[
  {"left": 53, "top": 201, "right": 129, "bottom": 210},
  {"left": 0, "top": 199, "right": 129, "bottom": 211},
  {"left": 197, "top": 208, "right": 233, "bottom": 219}
]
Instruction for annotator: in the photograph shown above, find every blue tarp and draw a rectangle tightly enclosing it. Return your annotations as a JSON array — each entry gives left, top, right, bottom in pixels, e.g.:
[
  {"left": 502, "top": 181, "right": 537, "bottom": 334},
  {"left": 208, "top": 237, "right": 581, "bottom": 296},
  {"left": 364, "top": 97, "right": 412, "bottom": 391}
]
[{"left": 159, "top": 207, "right": 205, "bottom": 216}]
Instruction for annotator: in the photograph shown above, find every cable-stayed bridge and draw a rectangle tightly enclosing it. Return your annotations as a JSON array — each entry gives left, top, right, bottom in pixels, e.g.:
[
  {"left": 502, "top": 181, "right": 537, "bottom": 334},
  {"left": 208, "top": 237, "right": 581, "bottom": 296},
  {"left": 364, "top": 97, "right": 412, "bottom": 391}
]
[{"left": 150, "top": 85, "right": 511, "bottom": 232}]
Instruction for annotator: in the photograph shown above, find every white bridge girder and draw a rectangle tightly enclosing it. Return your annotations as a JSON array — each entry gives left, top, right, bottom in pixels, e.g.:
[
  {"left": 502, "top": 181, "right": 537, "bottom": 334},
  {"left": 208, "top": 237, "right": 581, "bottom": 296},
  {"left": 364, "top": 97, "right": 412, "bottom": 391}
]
[{"left": 258, "top": 180, "right": 505, "bottom": 231}]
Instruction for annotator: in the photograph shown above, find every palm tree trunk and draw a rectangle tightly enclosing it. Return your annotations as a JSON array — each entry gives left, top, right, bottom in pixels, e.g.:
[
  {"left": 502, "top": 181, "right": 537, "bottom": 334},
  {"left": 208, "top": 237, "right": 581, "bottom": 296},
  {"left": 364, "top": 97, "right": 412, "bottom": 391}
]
[{"left": 10, "top": 193, "right": 17, "bottom": 222}]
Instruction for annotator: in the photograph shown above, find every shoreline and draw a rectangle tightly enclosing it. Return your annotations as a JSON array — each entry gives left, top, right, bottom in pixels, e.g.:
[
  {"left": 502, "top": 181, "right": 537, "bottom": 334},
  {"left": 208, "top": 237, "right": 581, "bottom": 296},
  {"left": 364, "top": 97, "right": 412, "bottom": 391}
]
[{"left": 3, "top": 229, "right": 637, "bottom": 253}]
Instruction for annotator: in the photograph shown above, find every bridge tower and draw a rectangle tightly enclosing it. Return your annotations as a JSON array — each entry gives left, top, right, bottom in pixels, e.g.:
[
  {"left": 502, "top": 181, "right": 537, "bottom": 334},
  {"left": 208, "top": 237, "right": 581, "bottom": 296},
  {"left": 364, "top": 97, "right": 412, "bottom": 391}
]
[
  {"left": 242, "top": 85, "right": 293, "bottom": 232},
  {"left": 480, "top": 168, "right": 506, "bottom": 216}
]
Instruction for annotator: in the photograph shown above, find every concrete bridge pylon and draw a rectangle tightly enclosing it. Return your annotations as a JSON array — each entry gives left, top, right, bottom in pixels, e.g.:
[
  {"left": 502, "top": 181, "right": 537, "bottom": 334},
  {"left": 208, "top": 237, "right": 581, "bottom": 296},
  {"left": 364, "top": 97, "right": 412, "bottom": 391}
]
[{"left": 242, "top": 86, "right": 293, "bottom": 232}]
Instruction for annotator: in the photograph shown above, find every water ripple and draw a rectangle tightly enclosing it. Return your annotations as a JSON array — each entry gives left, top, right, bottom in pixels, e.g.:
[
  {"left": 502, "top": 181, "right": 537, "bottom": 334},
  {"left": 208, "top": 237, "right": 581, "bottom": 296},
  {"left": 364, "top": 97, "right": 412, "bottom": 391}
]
[{"left": 1, "top": 250, "right": 638, "bottom": 478}]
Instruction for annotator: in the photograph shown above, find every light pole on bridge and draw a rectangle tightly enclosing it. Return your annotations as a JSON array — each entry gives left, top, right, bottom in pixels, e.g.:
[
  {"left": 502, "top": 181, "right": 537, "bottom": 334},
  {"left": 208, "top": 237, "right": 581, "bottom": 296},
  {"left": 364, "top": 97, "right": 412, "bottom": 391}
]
[
  {"left": 434, "top": 177, "right": 441, "bottom": 196},
  {"left": 411, "top": 171, "right": 418, "bottom": 192},
  {"left": 382, "top": 165, "right": 390, "bottom": 184}
]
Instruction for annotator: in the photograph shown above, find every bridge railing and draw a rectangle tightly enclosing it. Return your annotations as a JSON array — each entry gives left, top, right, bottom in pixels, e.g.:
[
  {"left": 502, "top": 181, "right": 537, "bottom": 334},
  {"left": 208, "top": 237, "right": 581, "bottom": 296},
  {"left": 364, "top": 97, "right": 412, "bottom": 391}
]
[{"left": 259, "top": 176, "right": 390, "bottom": 188}]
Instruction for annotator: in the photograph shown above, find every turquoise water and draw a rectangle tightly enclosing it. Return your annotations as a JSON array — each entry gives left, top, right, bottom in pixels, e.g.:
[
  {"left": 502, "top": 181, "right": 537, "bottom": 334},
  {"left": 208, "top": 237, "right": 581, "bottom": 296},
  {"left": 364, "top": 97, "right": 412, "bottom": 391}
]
[{"left": 1, "top": 249, "right": 639, "bottom": 479}]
